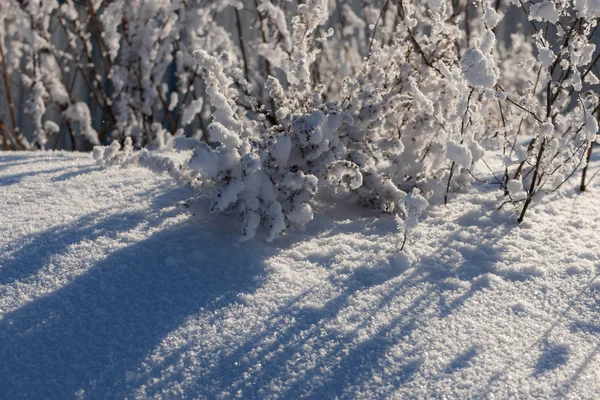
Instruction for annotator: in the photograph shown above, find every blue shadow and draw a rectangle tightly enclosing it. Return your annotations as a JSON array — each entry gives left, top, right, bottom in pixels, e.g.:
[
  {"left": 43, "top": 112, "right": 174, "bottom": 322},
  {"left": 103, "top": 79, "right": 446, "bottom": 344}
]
[{"left": 0, "top": 217, "right": 264, "bottom": 399}]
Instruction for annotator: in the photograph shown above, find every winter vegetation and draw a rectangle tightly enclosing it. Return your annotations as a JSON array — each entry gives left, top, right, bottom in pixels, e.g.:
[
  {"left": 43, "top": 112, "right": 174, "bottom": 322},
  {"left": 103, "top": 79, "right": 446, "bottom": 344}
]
[
  {"left": 1, "top": 0, "right": 600, "bottom": 241},
  {"left": 2, "top": 1, "right": 600, "bottom": 398}
]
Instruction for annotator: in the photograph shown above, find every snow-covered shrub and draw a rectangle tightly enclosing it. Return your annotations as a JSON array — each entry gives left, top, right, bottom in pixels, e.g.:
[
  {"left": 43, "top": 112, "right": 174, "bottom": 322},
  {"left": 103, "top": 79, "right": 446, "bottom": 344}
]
[
  {"left": 3, "top": 0, "right": 600, "bottom": 240},
  {"left": 95, "top": 0, "right": 491, "bottom": 241},
  {"left": 488, "top": 1, "right": 600, "bottom": 220}
]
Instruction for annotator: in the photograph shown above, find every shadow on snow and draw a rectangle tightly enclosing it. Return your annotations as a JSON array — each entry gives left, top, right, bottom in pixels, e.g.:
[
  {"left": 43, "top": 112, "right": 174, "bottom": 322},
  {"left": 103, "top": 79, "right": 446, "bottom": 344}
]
[{"left": 1, "top": 165, "right": 598, "bottom": 399}]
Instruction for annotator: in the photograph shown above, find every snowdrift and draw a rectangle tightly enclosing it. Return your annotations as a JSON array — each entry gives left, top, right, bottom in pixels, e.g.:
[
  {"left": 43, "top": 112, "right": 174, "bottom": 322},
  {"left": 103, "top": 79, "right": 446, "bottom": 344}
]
[{"left": 1, "top": 151, "right": 600, "bottom": 399}]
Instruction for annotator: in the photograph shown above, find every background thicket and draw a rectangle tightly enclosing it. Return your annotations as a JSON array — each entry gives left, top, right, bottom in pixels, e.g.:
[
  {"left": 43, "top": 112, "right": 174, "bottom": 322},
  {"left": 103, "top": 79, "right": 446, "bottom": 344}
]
[{"left": 1, "top": 0, "right": 599, "bottom": 240}]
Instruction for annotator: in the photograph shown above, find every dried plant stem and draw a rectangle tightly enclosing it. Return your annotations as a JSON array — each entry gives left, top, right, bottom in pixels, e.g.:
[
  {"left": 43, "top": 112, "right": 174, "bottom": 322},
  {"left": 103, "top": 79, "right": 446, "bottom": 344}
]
[
  {"left": 580, "top": 142, "right": 594, "bottom": 192},
  {"left": 518, "top": 139, "right": 545, "bottom": 223},
  {"left": 580, "top": 106, "right": 599, "bottom": 191},
  {"left": 0, "top": 40, "right": 23, "bottom": 150}
]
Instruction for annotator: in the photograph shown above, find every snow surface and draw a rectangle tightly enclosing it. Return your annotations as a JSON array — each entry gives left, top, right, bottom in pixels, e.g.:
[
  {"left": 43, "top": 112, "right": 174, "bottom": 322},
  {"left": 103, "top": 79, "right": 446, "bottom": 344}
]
[{"left": 1, "top": 151, "right": 600, "bottom": 399}]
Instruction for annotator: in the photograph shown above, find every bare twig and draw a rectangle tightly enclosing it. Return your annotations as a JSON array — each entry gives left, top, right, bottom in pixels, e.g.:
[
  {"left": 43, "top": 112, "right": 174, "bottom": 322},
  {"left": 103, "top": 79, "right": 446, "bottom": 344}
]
[
  {"left": 0, "top": 40, "right": 23, "bottom": 149},
  {"left": 368, "top": 0, "right": 390, "bottom": 57}
]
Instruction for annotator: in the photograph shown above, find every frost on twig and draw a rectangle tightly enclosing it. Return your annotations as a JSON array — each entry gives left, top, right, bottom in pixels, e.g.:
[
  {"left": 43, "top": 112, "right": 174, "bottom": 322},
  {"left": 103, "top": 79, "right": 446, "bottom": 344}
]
[{"left": 396, "top": 188, "right": 429, "bottom": 251}]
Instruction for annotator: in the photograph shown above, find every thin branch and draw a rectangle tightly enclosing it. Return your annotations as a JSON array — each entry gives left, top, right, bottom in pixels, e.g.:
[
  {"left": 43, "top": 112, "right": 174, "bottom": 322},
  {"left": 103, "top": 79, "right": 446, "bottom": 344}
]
[
  {"left": 497, "top": 84, "right": 543, "bottom": 123},
  {"left": 368, "top": 0, "right": 390, "bottom": 57},
  {"left": 0, "top": 39, "right": 23, "bottom": 149}
]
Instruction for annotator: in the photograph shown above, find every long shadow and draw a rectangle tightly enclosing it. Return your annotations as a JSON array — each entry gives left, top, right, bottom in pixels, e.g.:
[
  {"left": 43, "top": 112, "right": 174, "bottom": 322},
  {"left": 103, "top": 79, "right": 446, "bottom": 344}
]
[
  {"left": 51, "top": 165, "right": 103, "bottom": 182},
  {"left": 412, "top": 206, "right": 516, "bottom": 318},
  {"left": 0, "top": 165, "right": 81, "bottom": 186},
  {"left": 0, "top": 154, "right": 40, "bottom": 164},
  {"left": 275, "top": 202, "right": 530, "bottom": 397},
  {"left": 0, "top": 211, "right": 151, "bottom": 285},
  {"left": 135, "top": 197, "right": 518, "bottom": 398},
  {"left": 0, "top": 217, "right": 265, "bottom": 400},
  {"left": 287, "top": 292, "right": 430, "bottom": 399},
  {"left": 0, "top": 153, "right": 73, "bottom": 166},
  {"left": 182, "top": 259, "right": 433, "bottom": 399},
  {"left": 119, "top": 208, "right": 414, "bottom": 398},
  {"left": 0, "top": 178, "right": 193, "bottom": 286},
  {"left": 558, "top": 316, "right": 600, "bottom": 395},
  {"left": 0, "top": 156, "right": 76, "bottom": 170},
  {"left": 167, "top": 205, "right": 504, "bottom": 397},
  {"left": 0, "top": 157, "right": 198, "bottom": 285},
  {"left": 480, "top": 269, "right": 600, "bottom": 397}
]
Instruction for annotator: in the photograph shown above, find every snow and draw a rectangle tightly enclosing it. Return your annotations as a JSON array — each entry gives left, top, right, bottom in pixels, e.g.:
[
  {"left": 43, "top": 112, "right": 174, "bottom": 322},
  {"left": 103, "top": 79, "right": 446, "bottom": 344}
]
[
  {"left": 269, "top": 135, "right": 292, "bottom": 166},
  {"left": 99, "top": 0, "right": 123, "bottom": 61},
  {"left": 399, "top": 188, "right": 429, "bottom": 239},
  {"left": 446, "top": 141, "right": 473, "bottom": 167},
  {"left": 327, "top": 160, "right": 363, "bottom": 190},
  {"left": 575, "top": 0, "right": 600, "bottom": 18},
  {"left": 64, "top": 102, "right": 100, "bottom": 146},
  {"left": 59, "top": 3, "right": 79, "bottom": 21},
  {"left": 507, "top": 179, "right": 527, "bottom": 201},
  {"left": 181, "top": 98, "right": 203, "bottom": 126},
  {"left": 403, "top": 188, "right": 429, "bottom": 214},
  {"left": 538, "top": 46, "right": 556, "bottom": 67},
  {"left": 408, "top": 77, "right": 434, "bottom": 115},
  {"left": 189, "top": 145, "right": 221, "bottom": 179},
  {"left": 584, "top": 70, "right": 600, "bottom": 85},
  {"left": 585, "top": 113, "right": 599, "bottom": 141},
  {"left": 460, "top": 46, "right": 497, "bottom": 88},
  {"left": 484, "top": 6, "right": 502, "bottom": 29},
  {"left": 529, "top": 1, "right": 559, "bottom": 23},
  {"left": 207, "top": 121, "right": 243, "bottom": 148},
  {"left": 2, "top": 151, "right": 600, "bottom": 399},
  {"left": 168, "top": 92, "right": 179, "bottom": 112}
]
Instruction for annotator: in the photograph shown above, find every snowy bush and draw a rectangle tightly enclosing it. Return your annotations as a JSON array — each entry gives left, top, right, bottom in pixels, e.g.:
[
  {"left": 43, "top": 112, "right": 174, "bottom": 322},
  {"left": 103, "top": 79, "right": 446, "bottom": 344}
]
[{"left": 2, "top": 0, "right": 600, "bottom": 240}]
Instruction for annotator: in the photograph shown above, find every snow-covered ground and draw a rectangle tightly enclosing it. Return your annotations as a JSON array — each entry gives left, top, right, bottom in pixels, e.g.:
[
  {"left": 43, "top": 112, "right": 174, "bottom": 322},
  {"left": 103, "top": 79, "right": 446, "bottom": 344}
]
[{"left": 1, "top": 151, "right": 600, "bottom": 399}]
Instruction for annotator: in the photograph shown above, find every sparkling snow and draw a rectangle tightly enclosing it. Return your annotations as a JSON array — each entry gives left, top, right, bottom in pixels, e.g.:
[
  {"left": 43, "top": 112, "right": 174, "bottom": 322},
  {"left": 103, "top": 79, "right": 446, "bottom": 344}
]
[{"left": 1, "top": 152, "right": 600, "bottom": 399}]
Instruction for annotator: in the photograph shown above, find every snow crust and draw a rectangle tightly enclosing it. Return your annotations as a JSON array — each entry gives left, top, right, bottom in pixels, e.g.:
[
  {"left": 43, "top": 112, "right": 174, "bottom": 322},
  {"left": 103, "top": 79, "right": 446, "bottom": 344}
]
[{"left": 1, "top": 152, "right": 600, "bottom": 399}]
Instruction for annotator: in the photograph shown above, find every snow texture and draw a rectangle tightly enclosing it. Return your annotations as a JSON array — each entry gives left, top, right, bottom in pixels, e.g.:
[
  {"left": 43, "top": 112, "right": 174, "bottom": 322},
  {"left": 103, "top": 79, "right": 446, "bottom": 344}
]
[
  {"left": 1, "top": 152, "right": 600, "bottom": 399},
  {"left": 529, "top": 1, "right": 559, "bottom": 23},
  {"left": 460, "top": 32, "right": 498, "bottom": 88},
  {"left": 575, "top": 0, "right": 600, "bottom": 18},
  {"left": 446, "top": 141, "right": 473, "bottom": 167},
  {"left": 484, "top": 6, "right": 502, "bottom": 29}
]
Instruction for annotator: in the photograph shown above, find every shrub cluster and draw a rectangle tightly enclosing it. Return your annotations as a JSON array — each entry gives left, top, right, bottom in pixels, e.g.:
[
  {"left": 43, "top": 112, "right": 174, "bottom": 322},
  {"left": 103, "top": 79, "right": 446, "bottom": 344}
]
[{"left": 2, "top": 0, "right": 599, "bottom": 240}]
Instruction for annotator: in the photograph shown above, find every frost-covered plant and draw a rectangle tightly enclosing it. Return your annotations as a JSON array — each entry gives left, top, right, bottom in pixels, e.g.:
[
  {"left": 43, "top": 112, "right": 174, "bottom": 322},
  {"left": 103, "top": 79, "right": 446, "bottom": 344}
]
[
  {"left": 98, "top": 0, "right": 492, "bottom": 241},
  {"left": 492, "top": 0, "right": 600, "bottom": 220},
  {"left": 4, "top": 0, "right": 600, "bottom": 240},
  {"left": 396, "top": 188, "right": 429, "bottom": 250},
  {"left": 0, "top": 0, "right": 32, "bottom": 150},
  {"left": 0, "top": 0, "right": 239, "bottom": 150},
  {"left": 0, "top": 0, "right": 104, "bottom": 150},
  {"left": 94, "top": 0, "right": 600, "bottom": 240}
]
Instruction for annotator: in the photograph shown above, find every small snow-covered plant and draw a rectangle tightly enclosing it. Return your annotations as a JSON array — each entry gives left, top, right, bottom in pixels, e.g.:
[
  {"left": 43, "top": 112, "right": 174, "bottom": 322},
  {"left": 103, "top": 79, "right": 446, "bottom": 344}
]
[
  {"left": 94, "top": 136, "right": 133, "bottom": 166},
  {"left": 396, "top": 188, "right": 429, "bottom": 251}
]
